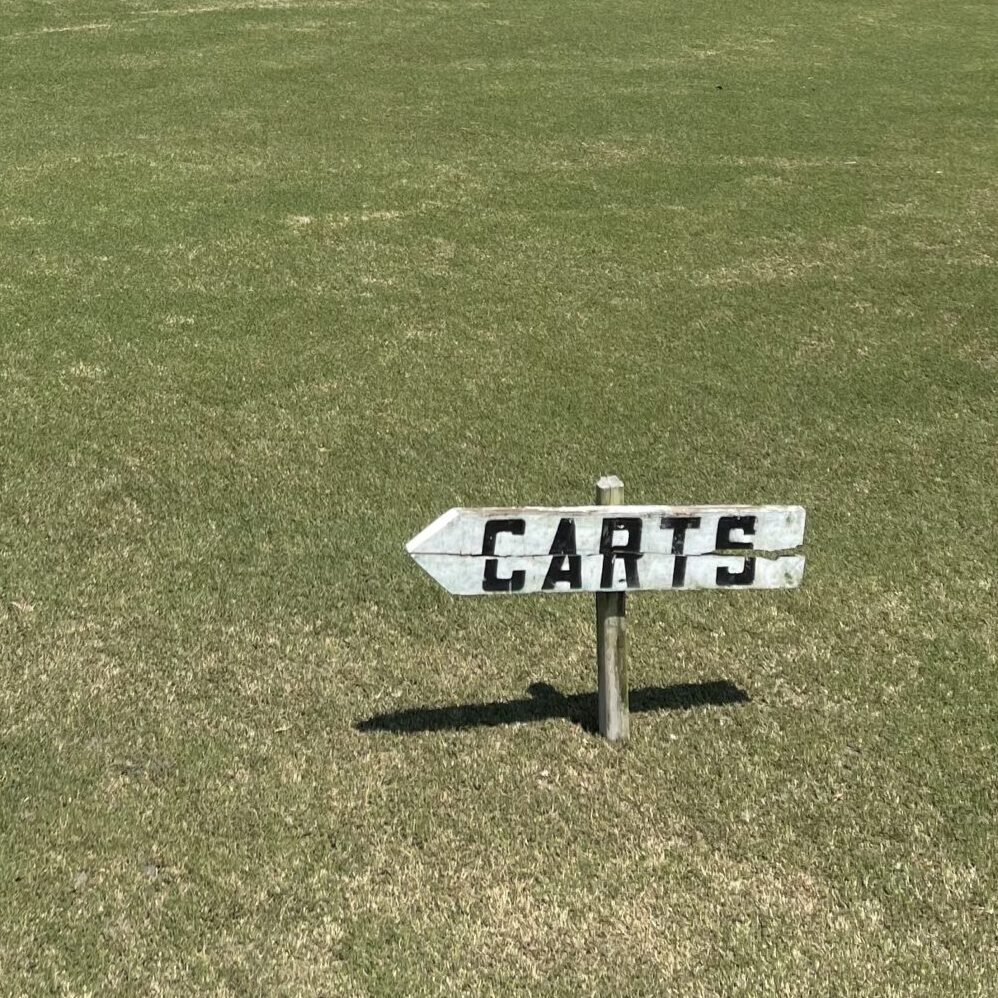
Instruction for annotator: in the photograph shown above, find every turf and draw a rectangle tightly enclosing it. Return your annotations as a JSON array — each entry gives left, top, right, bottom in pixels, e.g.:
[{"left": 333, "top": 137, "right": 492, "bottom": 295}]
[{"left": 1, "top": 0, "right": 996, "bottom": 993}]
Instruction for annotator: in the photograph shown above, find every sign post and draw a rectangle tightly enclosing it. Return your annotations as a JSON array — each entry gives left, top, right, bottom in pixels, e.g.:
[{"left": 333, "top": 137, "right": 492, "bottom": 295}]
[
  {"left": 595, "top": 476, "right": 628, "bottom": 741},
  {"left": 406, "top": 482, "right": 806, "bottom": 741}
]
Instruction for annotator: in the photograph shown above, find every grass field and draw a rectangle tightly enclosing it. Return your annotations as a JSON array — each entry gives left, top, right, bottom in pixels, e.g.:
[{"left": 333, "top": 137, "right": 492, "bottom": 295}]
[{"left": 1, "top": 0, "right": 996, "bottom": 993}]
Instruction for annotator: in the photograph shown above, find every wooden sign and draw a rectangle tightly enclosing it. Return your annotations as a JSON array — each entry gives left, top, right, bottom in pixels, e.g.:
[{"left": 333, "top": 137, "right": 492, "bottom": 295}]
[
  {"left": 406, "top": 478, "right": 806, "bottom": 743},
  {"left": 407, "top": 504, "right": 805, "bottom": 596}
]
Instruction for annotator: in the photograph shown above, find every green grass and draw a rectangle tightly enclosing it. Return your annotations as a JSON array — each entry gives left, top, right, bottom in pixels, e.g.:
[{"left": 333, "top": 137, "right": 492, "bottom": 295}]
[{"left": 1, "top": 0, "right": 996, "bottom": 993}]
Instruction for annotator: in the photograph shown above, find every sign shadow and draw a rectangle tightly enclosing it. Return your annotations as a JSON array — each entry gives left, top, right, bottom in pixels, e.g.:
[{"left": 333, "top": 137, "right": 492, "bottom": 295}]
[{"left": 355, "top": 680, "right": 749, "bottom": 736}]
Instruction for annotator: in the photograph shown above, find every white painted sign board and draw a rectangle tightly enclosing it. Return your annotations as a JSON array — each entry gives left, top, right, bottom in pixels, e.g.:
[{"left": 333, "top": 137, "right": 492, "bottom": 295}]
[{"left": 407, "top": 505, "right": 806, "bottom": 596}]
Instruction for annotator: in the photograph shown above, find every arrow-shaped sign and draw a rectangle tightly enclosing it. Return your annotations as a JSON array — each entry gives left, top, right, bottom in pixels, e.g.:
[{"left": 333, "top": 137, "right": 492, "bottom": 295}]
[{"left": 407, "top": 504, "right": 805, "bottom": 596}]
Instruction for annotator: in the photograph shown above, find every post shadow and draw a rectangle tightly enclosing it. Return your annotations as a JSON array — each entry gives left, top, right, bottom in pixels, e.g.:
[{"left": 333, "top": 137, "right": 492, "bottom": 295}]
[{"left": 355, "top": 680, "right": 749, "bottom": 735}]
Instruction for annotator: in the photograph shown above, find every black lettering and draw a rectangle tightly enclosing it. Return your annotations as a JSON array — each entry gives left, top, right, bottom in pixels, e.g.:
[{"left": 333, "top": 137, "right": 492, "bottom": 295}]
[
  {"left": 542, "top": 518, "right": 581, "bottom": 590},
  {"left": 548, "top": 518, "right": 577, "bottom": 556},
  {"left": 481, "top": 518, "right": 526, "bottom": 592},
  {"left": 672, "top": 556, "right": 688, "bottom": 588},
  {"left": 484, "top": 558, "right": 526, "bottom": 592},
  {"left": 661, "top": 515, "right": 701, "bottom": 554},
  {"left": 482, "top": 519, "right": 525, "bottom": 555},
  {"left": 543, "top": 556, "right": 581, "bottom": 590},
  {"left": 599, "top": 517, "right": 642, "bottom": 589},
  {"left": 716, "top": 558, "right": 756, "bottom": 587},
  {"left": 715, "top": 515, "right": 756, "bottom": 551}
]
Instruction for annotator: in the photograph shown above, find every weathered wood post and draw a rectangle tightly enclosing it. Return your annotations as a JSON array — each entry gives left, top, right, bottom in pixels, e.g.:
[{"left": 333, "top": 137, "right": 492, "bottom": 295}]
[{"left": 595, "top": 475, "right": 629, "bottom": 742}]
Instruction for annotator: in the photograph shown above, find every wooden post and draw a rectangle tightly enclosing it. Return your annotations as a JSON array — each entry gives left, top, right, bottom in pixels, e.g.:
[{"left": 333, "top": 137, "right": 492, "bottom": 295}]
[{"left": 596, "top": 475, "right": 629, "bottom": 742}]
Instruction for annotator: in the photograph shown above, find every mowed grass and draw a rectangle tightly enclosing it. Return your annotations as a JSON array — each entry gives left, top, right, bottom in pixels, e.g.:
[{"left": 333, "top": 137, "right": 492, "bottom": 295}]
[{"left": 1, "top": 0, "right": 996, "bottom": 992}]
